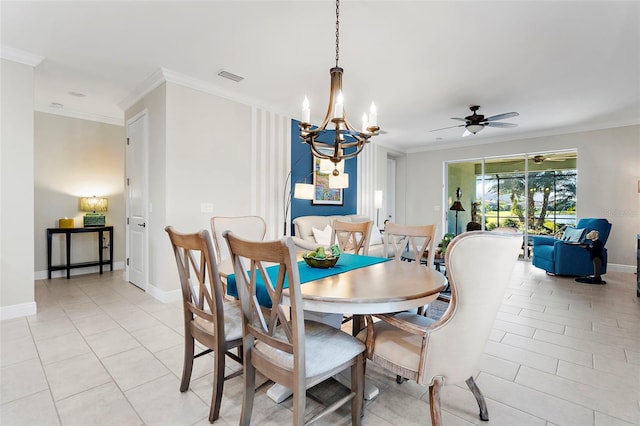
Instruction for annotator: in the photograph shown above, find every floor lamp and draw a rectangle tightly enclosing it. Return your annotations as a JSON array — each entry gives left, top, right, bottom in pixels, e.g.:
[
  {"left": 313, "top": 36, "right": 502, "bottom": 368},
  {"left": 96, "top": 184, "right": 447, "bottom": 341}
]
[{"left": 449, "top": 200, "right": 465, "bottom": 236}]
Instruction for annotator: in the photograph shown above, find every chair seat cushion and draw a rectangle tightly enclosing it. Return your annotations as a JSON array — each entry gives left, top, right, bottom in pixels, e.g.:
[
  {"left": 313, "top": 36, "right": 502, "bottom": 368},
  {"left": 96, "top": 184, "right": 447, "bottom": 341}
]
[
  {"left": 357, "top": 313, "right": 435, "bottom": 373},
  {"left": 193, "top": 300, "right": 243, "bottom": 342},
  {"left": 255, "top": 320, "right": 365, "bottom": 378}
]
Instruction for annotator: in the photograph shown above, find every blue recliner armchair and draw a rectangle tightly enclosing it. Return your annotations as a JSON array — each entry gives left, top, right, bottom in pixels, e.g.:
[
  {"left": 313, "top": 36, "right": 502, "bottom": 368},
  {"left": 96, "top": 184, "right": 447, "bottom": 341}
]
[{"left": 532, "top": 218, "right": 612, "bottom": 276}]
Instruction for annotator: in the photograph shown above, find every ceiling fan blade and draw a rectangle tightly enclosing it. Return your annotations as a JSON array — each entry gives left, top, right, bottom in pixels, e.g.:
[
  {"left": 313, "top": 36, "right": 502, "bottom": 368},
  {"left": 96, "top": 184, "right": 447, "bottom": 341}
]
[
  {"left": 485, "top": 122, "right": 518, "bottom": 128},
  {"left": 450, "top": 117, "right": 467, "bottom": 122},
  {"left": 462, "top": 129, "right": 471, "bottom": 137},
  {"left": 430, "top": 124, "right": 464, "bottom": 132},
  {"left": 485, "top": 112, "right": 519, "bottom": 121}
]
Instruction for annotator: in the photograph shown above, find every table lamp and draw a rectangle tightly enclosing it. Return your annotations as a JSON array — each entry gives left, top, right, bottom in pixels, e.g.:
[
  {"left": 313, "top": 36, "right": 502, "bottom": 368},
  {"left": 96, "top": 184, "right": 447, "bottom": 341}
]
[{"left": 80, "top": 196, "right": 108, "bottom": 227}]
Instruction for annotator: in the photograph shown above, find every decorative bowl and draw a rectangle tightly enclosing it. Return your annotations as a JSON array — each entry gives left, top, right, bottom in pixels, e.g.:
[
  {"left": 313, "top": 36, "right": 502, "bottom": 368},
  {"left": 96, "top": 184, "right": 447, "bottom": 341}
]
[{"left": 302, "top": 254, "right": 340, "bottom": 269}]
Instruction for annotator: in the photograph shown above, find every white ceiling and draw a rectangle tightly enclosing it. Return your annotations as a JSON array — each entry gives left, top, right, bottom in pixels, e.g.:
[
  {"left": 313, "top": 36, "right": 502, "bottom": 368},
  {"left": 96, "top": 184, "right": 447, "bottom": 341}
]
[{"left": 2, "top": 1, "right": 639, "bottom": 152}]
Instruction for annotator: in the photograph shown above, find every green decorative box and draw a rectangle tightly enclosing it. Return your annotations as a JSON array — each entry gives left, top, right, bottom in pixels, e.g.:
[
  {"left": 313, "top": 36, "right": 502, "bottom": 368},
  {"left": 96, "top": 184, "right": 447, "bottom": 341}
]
[{"left": 83, "top": 213, "right": 106, "bottom": 227}]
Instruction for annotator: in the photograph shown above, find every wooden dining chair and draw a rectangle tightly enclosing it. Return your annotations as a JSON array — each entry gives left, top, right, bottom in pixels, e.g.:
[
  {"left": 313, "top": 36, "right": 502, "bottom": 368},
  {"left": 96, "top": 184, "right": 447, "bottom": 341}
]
[
  {"left": 210, "top": 216, "right": 267, "bottom": 293},
  {"left": 384, "top": 222, "right": 437, "bottom": 268},
  {"left": 330, "top": 220, "right": 373, "bottom": 255},
  {"left": 358, "top": 231, "right": 523, "bottom": 426},
  {"left": 165, "top": 226, "right": 243, "bottom": 423},
  {"left": 223, "top": 232, "right": 366, "bottom": 426}
]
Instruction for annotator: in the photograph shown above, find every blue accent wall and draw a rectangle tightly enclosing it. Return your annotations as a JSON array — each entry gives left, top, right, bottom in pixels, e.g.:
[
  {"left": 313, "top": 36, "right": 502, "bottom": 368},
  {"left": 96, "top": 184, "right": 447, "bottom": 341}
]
[{"left": 290, "top": 119, "right": 357, "bottom": 235}]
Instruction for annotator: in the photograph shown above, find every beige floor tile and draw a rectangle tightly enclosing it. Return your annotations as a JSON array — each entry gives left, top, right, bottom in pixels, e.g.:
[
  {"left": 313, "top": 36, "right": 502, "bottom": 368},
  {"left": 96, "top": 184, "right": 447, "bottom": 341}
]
[
  {"left": 477, "top": 372, "right": 594, "bottom": 426},
  {"left": 440, "top": 383, "right": 547, "bottom": 426},
  {"left": 101, "top": 346, "right": 172, "bottom": 391},
  {"left": 515, "top": 365, "right": 639, "bottom": 425},
  {"left": 113, "top": 309, "right": 162, "bottom": 332},
  {"left": 0, "top": 317, "right": 31, "bottom": 341},
  {"left": 34, "top": 331, "right": 91, "bottom": 365},
  {"left": 565, "top": 325, "right": 640, "bottom": 352},
  {"left": 593, "top": 353, "right": 640, "bottom": 380},
  {"left": 43, "top": 352, "right": 112, "bottom": 401},
  {"left": 0, "top": 358, "right": 49, "bottom": 404},
  {"left": 533, "top": 329, "right": 627, "bottom": 362},
  {"left": 493, "top": 318, "right": 536, "bottom": 338},
  {"left": 519, "top": 308, "right": 592, "bottom": 330},
  {"left": 484, "top": 340, "right": 558, "bottom": 373},
  {"left": 478, "top": 353, "right": 520, "bottom": 381},
  {"left": 61, "top": 301, "right": 103, "bottom": 320},
  {"left": 0, "top": 335, "right": 39, "bottom": 367},
  {"left": 594, "top": 411, "right": 639, "bottom": 426},
  {"left": 28, "top": 316, "right": 77, "bottom": 341},
  {"left": 0, "top": 389, "right": 60, "bottom": 425},
  {"left": 153, "top": 344, "right": 220, "bottom": 383},
  {"left": 503, "top": 333, "right": 593, "bottom": 367},
  {"left": 124, "top": 374, "right": 208, "bottom": 425},
  {"left": 84, "top": 327, "right": 141, "bottom": 358},
  {"left": 130, "top": 323, "right": 183, "bottom": 353},
  {"left": 70, "top": 312, "right": 119, "bottom": 336},
  {"left": 497, "top": 310, "right": 566, "bottom": 334},
  {"left": 557, "top": 360, "right": 640, "bottom": 393},
  {"left": 56, "top": 382, "right": 142, "bottom": 426}
]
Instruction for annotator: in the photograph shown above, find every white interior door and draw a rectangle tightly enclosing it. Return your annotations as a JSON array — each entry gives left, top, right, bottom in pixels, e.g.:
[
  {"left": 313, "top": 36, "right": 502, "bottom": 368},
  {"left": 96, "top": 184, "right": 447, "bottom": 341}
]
[{"left": 126, "top": 111, "right": 148, "bottom": 290}]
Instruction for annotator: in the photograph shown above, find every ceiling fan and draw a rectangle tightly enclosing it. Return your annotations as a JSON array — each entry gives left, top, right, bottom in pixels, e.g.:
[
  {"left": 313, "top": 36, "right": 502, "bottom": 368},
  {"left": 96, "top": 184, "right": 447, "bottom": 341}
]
[
  {"left": 431, "top": 105, "right": 519, "bottom": 137},
  {"left": 531, "top": 153, "right": 576, "bottom": 163}
]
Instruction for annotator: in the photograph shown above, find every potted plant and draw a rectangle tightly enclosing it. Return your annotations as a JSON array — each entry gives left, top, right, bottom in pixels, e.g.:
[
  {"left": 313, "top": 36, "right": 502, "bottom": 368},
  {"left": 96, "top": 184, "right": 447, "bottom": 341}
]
[{"left": 436, "top": 233, "right": 456, "bottom": 258}]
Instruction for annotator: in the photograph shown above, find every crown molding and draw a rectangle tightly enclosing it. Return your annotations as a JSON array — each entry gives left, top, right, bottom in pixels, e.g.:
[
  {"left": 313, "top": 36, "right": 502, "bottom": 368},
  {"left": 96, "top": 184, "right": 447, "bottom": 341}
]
[
  {"left": 35, "top": 106, "right": 124, "bottom": 126},
  {"left": 119, "top": 67, "right": 293, "bottom": 118},
  {"left": 117, "top": 68, "right": 166, "bottom": 112},
  {"left": 0, "top": 46, "right": 44, "bottom": 67}
]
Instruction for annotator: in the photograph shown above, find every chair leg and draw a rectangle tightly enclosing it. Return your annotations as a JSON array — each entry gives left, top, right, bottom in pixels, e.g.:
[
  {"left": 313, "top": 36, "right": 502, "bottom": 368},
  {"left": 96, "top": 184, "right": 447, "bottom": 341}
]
[
  {"left": 466, "top": 376, "right": 489, "bottom": 421},
  {"left": 292, "top": 378, "right": 306, "bottom": 426},
  {"left": 351, "top": 354, "right": 364, "bottom": 425},
  {"left": 240, "top": 350, "right": 255, "bottom": 426},
  {"left": 180, "top": 335, "right": 195, "bottom": 392},
  {"left": 209, "top": 346, "right": 225, "bottom": 422},
  {"left": 428, "top": 376, "right": 443, "bottom": 426}
]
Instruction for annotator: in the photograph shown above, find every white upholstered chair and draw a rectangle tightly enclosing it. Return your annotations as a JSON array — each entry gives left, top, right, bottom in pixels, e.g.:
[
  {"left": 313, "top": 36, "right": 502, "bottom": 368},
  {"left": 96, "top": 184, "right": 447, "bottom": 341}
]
[
  {"left": 358, "top": 231, "right": 522, "bottom": 426},
  {"left": 165, "top": 226, "right": 243, "bottom": 423},
  {"left": 224, "top": 232, "right": 365, "bottom": 425}
]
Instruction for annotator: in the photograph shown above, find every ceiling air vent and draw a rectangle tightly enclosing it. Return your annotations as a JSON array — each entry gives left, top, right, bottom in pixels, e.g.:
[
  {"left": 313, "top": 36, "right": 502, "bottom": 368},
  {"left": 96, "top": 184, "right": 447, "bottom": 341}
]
[{"left": 217, "top": 70, "right": 244, "bottom": 82}]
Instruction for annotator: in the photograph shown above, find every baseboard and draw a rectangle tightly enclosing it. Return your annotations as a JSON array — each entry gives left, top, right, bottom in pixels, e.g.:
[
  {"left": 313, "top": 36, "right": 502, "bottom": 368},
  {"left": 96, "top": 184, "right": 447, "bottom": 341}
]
[
  {"left": 0, "top": 301, "right": 37, "bottom": 321},
  {"left": 145, "top": 283, "right": 182, "bottom": 303},
  {"left": 35, "top": 261, "right": 125, "bottom": 280},
  {"left": 607, "top": 263, "right": 636, "bottom": 274}
]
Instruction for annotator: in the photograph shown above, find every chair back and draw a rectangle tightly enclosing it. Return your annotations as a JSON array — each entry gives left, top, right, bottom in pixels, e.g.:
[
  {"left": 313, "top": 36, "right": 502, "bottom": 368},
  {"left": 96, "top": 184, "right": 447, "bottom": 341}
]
[
  {"left": 165, "top": 226, "right": 225, "bottom": 342},
  {"left": 418, "top": 231, "right": 522, "bottom": 386},
  {"left": 575, "top": 218, "right": 612, "bottom": 245},
  {"left": 330, "top": 219, "right": 373, "bottom": 255},
  {"left": 224, "top": 232, "right": 305, "bottom": 376},
  {"left": 384, "top": 222, "right": 437, "bottom": 267},
  {"left": 210, "top": 216, "right": 267, "bottom": 263}
]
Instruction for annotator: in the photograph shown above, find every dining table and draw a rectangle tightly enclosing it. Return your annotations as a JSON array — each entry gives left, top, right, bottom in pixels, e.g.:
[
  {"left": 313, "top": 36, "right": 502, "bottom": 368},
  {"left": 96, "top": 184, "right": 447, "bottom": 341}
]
[{"left": 225, "top": 252, "right": 448, "bottom": 402}]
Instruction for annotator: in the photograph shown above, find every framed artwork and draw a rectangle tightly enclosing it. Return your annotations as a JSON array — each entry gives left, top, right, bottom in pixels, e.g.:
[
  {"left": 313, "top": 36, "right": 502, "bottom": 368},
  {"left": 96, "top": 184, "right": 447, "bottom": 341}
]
[{"left": 312, "top": 148, "right": 343, "bottom": 205}]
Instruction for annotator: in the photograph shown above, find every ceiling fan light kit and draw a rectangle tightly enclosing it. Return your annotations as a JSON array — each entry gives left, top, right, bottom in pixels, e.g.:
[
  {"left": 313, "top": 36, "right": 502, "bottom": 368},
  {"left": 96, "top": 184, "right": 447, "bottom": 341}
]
[{"left": 431, "top": 105, "right": 519, "bottom": 137}]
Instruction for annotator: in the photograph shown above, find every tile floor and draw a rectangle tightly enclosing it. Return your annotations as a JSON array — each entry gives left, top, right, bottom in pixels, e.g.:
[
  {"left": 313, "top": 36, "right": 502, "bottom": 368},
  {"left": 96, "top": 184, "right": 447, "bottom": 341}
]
[{"left": 1, "top": 262, "right": 638, "bottom": 425}]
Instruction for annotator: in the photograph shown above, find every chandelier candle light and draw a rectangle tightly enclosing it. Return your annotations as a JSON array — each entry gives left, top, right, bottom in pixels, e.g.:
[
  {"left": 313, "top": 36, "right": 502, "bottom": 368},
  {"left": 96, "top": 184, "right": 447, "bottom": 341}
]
[{"left": 299, "top": 0, "right": 380, "bottom": 176}]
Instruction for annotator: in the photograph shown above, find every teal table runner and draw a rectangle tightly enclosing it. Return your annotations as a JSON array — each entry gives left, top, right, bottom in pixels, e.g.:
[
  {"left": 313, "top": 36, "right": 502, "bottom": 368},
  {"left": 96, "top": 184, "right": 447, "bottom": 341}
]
[{"left": 226, "top": 253, "right": 389, "bottom": 307}]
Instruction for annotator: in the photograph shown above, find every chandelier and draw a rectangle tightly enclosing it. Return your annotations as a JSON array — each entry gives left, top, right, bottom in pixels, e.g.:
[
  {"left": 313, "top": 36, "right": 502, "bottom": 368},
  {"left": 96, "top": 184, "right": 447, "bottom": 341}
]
[{"left": 298, "top": 0, "right": 380, "bottom": 176}]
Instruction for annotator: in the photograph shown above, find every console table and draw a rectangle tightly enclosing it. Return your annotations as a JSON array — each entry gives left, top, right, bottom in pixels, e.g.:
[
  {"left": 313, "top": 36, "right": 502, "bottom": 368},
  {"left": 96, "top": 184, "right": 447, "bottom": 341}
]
[{"left": 47, "top": 226, "right": 113, "bottom": 279}]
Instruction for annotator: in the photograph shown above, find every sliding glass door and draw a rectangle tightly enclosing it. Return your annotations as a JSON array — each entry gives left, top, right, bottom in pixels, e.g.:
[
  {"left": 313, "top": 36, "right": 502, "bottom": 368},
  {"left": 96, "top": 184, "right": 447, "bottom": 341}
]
[{"left": 446, "top": 151, "right": 577, "bottom": 259}]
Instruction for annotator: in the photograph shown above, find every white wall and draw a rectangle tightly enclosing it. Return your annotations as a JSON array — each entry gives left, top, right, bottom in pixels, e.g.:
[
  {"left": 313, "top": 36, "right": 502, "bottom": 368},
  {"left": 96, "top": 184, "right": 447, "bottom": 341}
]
[
  {"left": 0, "top": 59, "right": 36, "bottom": 319},
  {"left": 33, "top": 112, "right": 125, "bottom": 275},
  {"left": 402, "top": 125, "right": 640, "bottom": 268},
  {"left": 124, "top": 80, "right": 289, "bottom": 298}
]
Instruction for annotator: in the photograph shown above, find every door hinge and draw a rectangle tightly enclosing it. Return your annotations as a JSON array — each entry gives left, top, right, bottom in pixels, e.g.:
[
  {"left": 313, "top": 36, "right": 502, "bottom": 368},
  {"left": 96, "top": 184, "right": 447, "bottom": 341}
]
[
  {"left": 126, "top": 137, "right": 130, "bottom": 145},
  {"left": 127, "top": 217, "right": 130, "bottom": 225},
  {"left": 126, "top": 178, "right": 130, "bottom": 186},
  {"left": 126, "top": 258, "right": 130, "bottom": 266}
]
